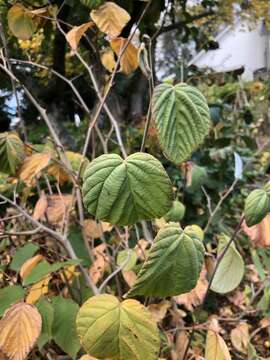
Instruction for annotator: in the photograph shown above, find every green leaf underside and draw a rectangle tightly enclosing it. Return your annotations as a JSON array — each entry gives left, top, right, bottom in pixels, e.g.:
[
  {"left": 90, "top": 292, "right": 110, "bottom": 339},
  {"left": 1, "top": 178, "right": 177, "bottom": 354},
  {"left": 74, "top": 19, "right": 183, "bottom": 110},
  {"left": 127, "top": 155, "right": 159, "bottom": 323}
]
[
  {"left": 76, "top": 294, "right": 160, "bottom": 360},
  {"left": 36, "top": 297, "right": 54, "bottom": 349},
  {"left": 52, "top": 297, "right": 80, "bottom": 359},
  {"left": 0, "top": 132, "right": 25, "bottom": 175},
  {"left": 152, "top": 83, "right": 211, "bottom": 164},
  {"left": 211, "top": 235, "right": 245, "bottom": 294},
  {"left": 82, "top": 152, "right": 173, "bottom": 226},
  {"left": 0, "top": 285, "right": 25, "bottom": 317},
  {"left": 127, "top": 223, "right": 204, "bottom": 297},
  {"left": 10, "top": 243, "right": 39, "bottom": 271},
  {"left": 244, "top": 189, "right": 270, "bottom": 227}
]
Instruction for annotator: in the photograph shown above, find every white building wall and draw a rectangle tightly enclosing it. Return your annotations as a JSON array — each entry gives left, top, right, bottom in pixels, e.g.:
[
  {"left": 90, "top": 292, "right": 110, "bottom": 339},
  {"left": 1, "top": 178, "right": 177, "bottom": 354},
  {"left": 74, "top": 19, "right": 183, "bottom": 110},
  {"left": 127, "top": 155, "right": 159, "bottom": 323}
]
[{"left": 190, "top": 21, "right": 268, "bottom": 80}]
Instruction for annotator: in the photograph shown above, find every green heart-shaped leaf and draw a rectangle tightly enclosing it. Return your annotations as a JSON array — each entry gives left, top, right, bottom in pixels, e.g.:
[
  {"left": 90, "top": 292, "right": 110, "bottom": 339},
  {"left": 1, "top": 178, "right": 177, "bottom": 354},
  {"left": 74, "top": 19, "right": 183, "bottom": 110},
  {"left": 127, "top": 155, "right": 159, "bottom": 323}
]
[
  {"left": 244, "top": 188, "right": 270, "bottom": 227},
  {"left": 152, "top": 83, "right": 211, "bottom": 164},
  {"left": 82, "top": 152, "right": 173, "bottom": 226},
  {"left": 76, "top": 294, "right": 160, "bottom": 360},
  {"left": 127, "top": 223, "right": 205, "bottom": 297}
]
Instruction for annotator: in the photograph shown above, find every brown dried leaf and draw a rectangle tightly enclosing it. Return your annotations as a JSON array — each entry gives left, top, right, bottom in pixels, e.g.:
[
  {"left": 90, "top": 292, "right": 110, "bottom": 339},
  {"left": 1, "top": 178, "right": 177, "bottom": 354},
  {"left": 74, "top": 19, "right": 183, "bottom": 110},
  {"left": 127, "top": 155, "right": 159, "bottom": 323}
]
[
  {"left": 230, "top": 323, "right": 249, "bottom": 354},
  {"left": 174, "top": 267, "right": 208, "bottom": 311},
  {"left": 32, "top": 191, "right": 48, "bottom": 221},
  {"left": 66, "top": 22, "right": 94, "bottom": 51},
  {"left": 135, "top": 239, "right": 149, "bottom": 260},
  {"left": 20, "top": 254, "right": 44, "bottom": 280},
  {"left": 91, "top": 2, "right": 130, "bottom": 38},
  {"left": 0, "top": 302, "right": 42, "bottom": 360},
  {"left": 26, "top": 275, "right": 51, "bottom": 305},
  {"left": 46, "top": 194, "right": 73, "bottom": 225},
  {"left": 147, "top": 300, "right": 170, "bottom": 323},
  {"left": 89, "top": 244, "right": 110, "bottom": 284},
  {"left": 101, "top": 48, "right": 116, "bottom": 72},
  {"left": 242, "top": 215, "right": 270, "bottom": 247},
  {"left": 205, "top": 318, "right": 231, "bottom": 360},
  {"left": 175, "top": 331, "right": 189, "bottom": 360},
  {"left": 84, "top": 219, "right": 103, "bottom": 239},
  {"left": 110, "top": 38, "right": 139, "bottom": 75},
  {"left": 19, "top": 153, "right": 51, "bottom": 186},
  {"left": 122, "top": 270, "right": 137, "bottom": 287}
]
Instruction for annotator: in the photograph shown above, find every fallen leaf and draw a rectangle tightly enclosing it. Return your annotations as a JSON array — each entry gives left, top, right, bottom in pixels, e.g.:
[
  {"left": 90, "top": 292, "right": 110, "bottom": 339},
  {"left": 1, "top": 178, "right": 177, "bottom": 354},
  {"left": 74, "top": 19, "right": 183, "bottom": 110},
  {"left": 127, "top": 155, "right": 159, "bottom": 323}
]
[
  {"left": 66, "top": 22, "right": 94, "bottom": 51},
  {"left": 205, "top": 318, "right": 231, "bottom": 360},
  {"left": 101, "top": 48, "right": 116, "bottom": 72},
  {"left": 147, "top": 300, "right": 170, "bottom": 323},
  {"left": 0, "top": 302, "right": 42, "bottom": 360},
  {"left": 174, "top": 331, "right": 189, "bottom": 360},
  {"left": 46, "top": 195, "right": 73, "bottom": 225},
  {"left": 122, "top": 270, "right": 137, "bottom": 287},
  {"left": 32, "top": 191, "right": 48, "bottom": 220},
  {"left": 26, "top": 275, "right": 51, "bottom": 304},
  {"left": 91, "top": 2, "right": 130, "bottom": 38},
  {"left": 20, "top": 254, "right": 44, "bottom": 280},
  {"left": 84, "top": 219, "right": 103, "bottom": 239},
  {"left": 230, "top": 323, "right": 249, "bottom": 354},
  {"left": 89, "top": 244, "right": 110, "bottom": 284},
  {"left": 242, "top": 215, "right": 270, "bottom": 247},
  {"left": 174, "top": 267, "right": 208, "bottom": 311},
  {"left": 110, "top": 37, "right": 139, "bottom": 74},
  {"left": 20, "top": 153, "right": 51, "bottom": 186}
]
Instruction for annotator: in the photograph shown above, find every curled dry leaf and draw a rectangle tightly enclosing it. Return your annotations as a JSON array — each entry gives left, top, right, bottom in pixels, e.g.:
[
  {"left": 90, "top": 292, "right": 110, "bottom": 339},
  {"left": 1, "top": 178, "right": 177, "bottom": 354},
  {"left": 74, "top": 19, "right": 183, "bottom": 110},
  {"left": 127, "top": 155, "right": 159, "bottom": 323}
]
[
  {"left": 0, "top": 302, "right": 42, "bottom": 360},
  {"left": 66, "top": 22, "right": 94, "bottom": 51},
  {"left": 89, "top": 244, "right": 110, "bottom": 284},
  {"left": 241, "top": 214, "right": 270, "bottom": 247},
  {"left": 32, "top": 191, "right": 48, "bottom": 220},
  {"left": 174, "top": 267, "right": 208, "bottom": 311},
  {"left": 91, "top": 2, "right": 130, "bottom": 38},
  {"left": 46, "top": 195, "right": 73, "bottom": 225},
  {"left": 26, "top": 275, "right": 51, "bottom": 305},
  {"left": 101, "top": 48, "right": 116, "bottom": 72},
  {"left": 20, "top": 254, "right": 44, "bottom": 280},
  {"left": 171, "top": 331, "right": 189, "bottom": 360},
  {"left": 20, "top": 153, "right": 51, "bottom": 186},
  {"left": 147, "top": 300, "right": 170, "bottom": 323},
  {"left": 110, "top": 38, "right": 139, "bottom": 75},
  {"left": 135, "top": 239, "right": 149, "bottom": 260},
  {"left": 84, "top": 219, "right": 112, "bottom": 239},
  {"left": 122, "top": 270, "right": 137, "bottom": 287},
  {"left": 230, "top": 322, "right": 249, "bottom": 354}
]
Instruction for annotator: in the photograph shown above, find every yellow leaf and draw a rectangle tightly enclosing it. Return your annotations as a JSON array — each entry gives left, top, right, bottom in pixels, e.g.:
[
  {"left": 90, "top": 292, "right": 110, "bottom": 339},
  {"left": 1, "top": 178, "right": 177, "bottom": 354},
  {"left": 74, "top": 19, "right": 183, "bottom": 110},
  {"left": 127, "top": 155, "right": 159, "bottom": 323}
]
[
  {"left": 33, "top": 191, "right": 48, "bottom": 220},
  {"left": 155, "top": 217, "right": 168, "bottom": 229},
  {"left": 8, "top": 4, "right": 37, "bottom": 40},
  {"left": 46, "top": 194, "right": 73, "bottom": 225},
  {"left": 205, "top": 319, "right": 231, "bottom": 360},
  {"left": 66, "top": 22, "right": 94, "bottom": 51},
  {"left": 20, "top": 254, "right": 44, "bottom": 280},
  {"left": 147, "top": 300, "right": 170, "bottom": 323},
  {"left": 26, "top": 275, "right": 51, "bottom": 304},
  {"left": 110, "top": 38, "right": 139, "bottom": 75},
  {"left": 20, "top": 152, "right": 51, "bottom": 185},
  {"left": 91, "top": 2, "right": 130, "bottom": 38},
  {"left": 230, "top": 323, "right": 249, "bottom": 354},
  {"left": 101, "top": 48, "right": 116, "bottom": 72},
  {"left": 0, "top": 302, "right": 42, "bottom": 360},
  {"left": 60, "top": 265, "right": 79, "bottom": 283}
]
